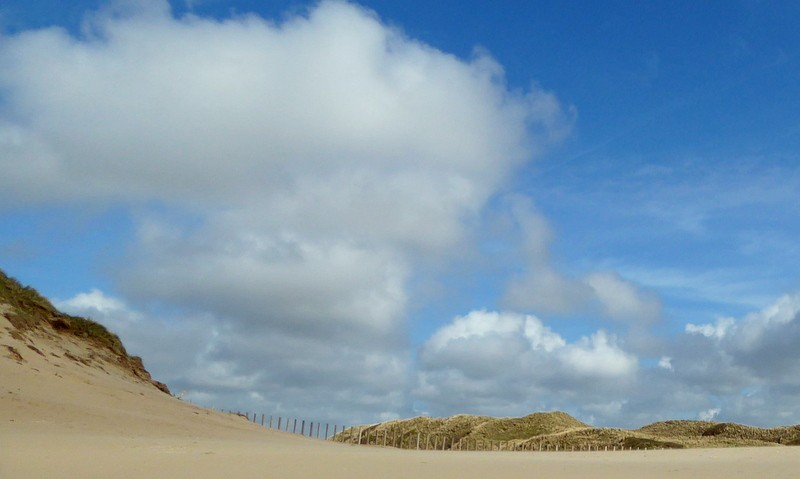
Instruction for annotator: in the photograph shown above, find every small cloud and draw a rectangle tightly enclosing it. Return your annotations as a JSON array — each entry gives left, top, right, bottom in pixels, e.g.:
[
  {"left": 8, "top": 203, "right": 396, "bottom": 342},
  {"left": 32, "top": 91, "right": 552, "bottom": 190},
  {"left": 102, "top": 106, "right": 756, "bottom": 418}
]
[
  {"left": 698, "top": 408, "right": 721, "bottom": 421},
  {"left": 685, "top": 317, "right": 736, "bottom": 340},
  {"left": 57, "top": 289, "right": 140, "bottom": 325},
  {"left": 658, "top": 356, "right": 673, "bottom": 371}
]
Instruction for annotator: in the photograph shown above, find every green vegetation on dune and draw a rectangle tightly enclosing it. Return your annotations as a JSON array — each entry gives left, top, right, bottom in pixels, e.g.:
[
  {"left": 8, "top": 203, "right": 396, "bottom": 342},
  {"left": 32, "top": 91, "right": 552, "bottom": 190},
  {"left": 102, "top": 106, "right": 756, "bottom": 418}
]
[
  {"left": 335, "top": 411, "right": 595, "bottom": 449},
  {"left": 640, "top": 419, "right": 800, "bottom": 446},
  {"left": 476, "top": 412, "right": 589, "bottom": 441},
  {"left": 335, "top": 413, "right": 800, "bottom": 450},
  {"left": 0, "top": 269, "right": 127, "bottom": 356},
  {"left": 638, "top": 420, "right": 718, "bottom": 437},
  {"left": 0, "top": 270, "right": 60, "bottom": 329},
  {"left": 620, "top": 436, "right": 685, "bottom": 450},
  {"left": 1, "top": 267, "right": 169, "bottom": 394}
]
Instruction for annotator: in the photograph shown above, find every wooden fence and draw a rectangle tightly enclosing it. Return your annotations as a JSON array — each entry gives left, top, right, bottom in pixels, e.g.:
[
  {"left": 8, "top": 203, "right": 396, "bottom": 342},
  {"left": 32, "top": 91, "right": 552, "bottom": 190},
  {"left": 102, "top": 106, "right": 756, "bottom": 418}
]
[
  {"left": 221, "top": 410, "right": 667, "bottom": 452},
  {"left": 223, "top": 410, "right": 346, "bottom": 440}
]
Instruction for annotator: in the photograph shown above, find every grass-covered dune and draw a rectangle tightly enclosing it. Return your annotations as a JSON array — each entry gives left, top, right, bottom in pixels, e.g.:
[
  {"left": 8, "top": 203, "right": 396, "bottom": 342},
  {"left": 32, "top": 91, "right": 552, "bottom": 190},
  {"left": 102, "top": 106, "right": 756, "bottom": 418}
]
[{"left": 335, "top": 410, "right": 800, "bottom": 450}]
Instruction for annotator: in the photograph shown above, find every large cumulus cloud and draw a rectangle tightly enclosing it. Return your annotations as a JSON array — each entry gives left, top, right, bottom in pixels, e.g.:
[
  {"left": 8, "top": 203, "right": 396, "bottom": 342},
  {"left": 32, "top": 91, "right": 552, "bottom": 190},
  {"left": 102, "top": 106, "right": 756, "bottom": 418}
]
[
  {"left": 2, "top": 0, "right": 574, "bottom": 423},
  {"left": 415, "top": 310, "right": 637, "bottom": 419}
]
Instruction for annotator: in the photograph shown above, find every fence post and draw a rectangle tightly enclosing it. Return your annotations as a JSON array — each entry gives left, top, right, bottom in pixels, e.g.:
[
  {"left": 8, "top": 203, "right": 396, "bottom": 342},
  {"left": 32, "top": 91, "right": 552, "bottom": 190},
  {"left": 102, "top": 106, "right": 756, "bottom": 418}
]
[
  {"left": 416, "top": 433, "right": 420, "bottom": 450},
  {"left": 269, "top": 416, "right": 273, "bottom": 429},
  {"left": 293, "top": 419, "right": 297, "bottom": 434}
]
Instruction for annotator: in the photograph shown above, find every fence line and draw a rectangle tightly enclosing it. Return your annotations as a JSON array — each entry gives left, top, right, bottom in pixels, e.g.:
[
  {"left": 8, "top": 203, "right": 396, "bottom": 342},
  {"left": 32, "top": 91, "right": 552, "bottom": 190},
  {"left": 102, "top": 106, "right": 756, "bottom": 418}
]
[{"left": 216, "top": 409, "right": 668, "bottom": 453}]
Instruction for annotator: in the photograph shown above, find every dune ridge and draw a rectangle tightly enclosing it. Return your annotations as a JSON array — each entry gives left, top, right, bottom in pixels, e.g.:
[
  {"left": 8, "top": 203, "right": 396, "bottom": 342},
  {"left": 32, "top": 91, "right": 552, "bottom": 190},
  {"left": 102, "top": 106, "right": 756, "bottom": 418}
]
[
  {"left": 335, "top": 411, "right": 800, "bottom": 450},
  {"left": 0, "top": 269, "right": 169, "bottom": 394}
]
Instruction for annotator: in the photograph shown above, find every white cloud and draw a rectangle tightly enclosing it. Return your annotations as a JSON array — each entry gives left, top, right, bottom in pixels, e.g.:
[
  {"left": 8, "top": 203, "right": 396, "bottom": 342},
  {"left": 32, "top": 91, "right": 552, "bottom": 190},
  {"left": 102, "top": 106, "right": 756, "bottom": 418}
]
[
  {"left": 124, "top": 229, "right": 410, "bottom": 342},
  {"left": 559, "top": 330, "right": 637, "bottom": 378},
  {"left": 698, "top": 407, "right": 721, "bottom": 421},
  {"left": 2, "top": 1, "right": 574, "bottom": 424},
  {"left": 0, "top": 0, "right": 571, "bottom": 213},
  {"left": 426, "top": 309, "right": 526, "bottom": 351},
  {"left": 523, "top": 313, "right": 567, "bottom": 352},
  {"left": 416, "top": 310, "right": 636, "bottom": 418},
  {"left": 59, "top": 288, "right": 130, "bottom": 317},
  {"left": 658, "top": 356, "right": 673, "bottom": 371},
  {"left": 685, "top": 316, "right": 736, "bottom": 340},
  {"left": 734, "top": 293, "right": 800, "bottom": 351},
  {"left": 686, "top": 294, "right": 800, "bottom": 351}
]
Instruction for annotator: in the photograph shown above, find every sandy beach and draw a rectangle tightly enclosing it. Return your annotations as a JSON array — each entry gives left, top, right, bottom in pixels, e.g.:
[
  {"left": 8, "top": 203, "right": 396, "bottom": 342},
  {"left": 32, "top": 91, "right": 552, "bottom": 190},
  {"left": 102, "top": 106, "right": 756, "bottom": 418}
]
[
  {"left": 6, "top": 432, "right": 800, "bottom": 479},
  {"left": 2, "top": 314, "right": 799, "bottom": 478}
]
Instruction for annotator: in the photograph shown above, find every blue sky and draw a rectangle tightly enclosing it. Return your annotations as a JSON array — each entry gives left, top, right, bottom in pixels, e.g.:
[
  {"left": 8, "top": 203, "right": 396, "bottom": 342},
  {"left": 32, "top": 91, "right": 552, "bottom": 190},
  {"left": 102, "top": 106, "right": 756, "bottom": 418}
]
[{"left": 1, "top": 0, "right": 800, "bottom": 427}]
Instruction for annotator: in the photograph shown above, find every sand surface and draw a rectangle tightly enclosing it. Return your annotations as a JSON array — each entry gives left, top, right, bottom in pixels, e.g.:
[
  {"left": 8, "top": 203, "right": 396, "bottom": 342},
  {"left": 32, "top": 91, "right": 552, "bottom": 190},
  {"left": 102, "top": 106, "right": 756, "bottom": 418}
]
[{"left": 2, "top": 314, "right": 799, "bottom": 478}]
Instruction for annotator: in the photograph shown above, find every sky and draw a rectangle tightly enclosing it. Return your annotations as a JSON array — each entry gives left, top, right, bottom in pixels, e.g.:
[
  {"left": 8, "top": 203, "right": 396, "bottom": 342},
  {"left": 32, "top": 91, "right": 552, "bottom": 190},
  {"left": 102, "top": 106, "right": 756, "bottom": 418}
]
[{"left": 1, "top": 0, "right": 799, "bottom": 428}]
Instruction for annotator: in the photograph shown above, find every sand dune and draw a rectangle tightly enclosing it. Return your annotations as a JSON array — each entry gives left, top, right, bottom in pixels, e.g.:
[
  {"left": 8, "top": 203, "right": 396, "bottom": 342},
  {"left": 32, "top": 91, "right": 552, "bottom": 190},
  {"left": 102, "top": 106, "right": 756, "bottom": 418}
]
[{"left": 2, "top": 291, "right": 800, "bottom": 478}]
